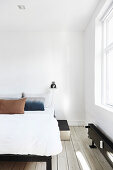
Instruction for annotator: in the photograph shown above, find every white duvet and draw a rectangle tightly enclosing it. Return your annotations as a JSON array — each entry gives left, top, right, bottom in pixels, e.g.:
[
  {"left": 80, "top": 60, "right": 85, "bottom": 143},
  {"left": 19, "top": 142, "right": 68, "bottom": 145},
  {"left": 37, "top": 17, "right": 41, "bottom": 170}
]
[{"left": 0, "top": 110, "right": 62, "bottom": 156}]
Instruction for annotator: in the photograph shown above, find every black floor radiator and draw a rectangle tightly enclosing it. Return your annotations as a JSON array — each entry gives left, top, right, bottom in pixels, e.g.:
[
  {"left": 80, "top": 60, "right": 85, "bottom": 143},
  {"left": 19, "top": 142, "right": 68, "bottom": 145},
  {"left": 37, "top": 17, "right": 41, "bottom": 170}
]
[{"left": 86, "top": 124, "right": 113, "bottom": 168}]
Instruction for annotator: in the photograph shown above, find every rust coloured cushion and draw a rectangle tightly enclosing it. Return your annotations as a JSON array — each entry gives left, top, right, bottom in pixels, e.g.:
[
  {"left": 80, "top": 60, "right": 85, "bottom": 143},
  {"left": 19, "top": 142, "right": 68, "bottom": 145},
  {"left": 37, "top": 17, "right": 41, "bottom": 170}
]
[{"left": 0, "top": 98, "right": 26, "bottom": 114}]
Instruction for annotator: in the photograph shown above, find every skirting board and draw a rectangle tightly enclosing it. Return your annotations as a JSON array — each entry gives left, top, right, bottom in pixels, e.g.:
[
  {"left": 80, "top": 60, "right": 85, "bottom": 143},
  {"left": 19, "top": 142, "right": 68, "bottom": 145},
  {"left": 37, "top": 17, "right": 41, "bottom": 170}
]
[{"left": 68, "top": 120, "right": 85, "bottom": 126}]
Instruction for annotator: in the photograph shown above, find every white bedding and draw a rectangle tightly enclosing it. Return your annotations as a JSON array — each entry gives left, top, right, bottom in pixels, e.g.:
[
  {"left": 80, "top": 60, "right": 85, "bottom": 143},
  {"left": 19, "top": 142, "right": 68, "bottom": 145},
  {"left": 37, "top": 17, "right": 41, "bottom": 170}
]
[
  {"left": 24, "top": 107, "right": 55, "bottom": 116},
  {"left": 0, "top": 111, "right": 62, "bottom": 156}
]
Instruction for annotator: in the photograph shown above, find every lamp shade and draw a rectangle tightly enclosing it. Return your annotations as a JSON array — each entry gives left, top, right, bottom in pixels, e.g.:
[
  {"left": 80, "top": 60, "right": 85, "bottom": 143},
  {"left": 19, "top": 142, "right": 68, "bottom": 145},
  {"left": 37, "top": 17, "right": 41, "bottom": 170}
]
[{"left": 50, "top": 81, "right": 57, "bottom": 88}]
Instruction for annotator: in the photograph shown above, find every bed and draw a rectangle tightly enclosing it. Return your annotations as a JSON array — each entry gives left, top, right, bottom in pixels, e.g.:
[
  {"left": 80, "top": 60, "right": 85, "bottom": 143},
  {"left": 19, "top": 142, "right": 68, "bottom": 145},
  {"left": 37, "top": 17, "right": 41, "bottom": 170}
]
[{"left": 0, "top": 107, "right": 62, "bottom": 170}]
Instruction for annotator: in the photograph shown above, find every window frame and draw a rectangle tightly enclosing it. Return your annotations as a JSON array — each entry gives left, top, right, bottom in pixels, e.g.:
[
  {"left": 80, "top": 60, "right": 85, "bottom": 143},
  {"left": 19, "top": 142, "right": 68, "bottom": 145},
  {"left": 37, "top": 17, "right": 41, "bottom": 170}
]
[{"left": 101, "top": 6, "right": 113, "bottom": 107}]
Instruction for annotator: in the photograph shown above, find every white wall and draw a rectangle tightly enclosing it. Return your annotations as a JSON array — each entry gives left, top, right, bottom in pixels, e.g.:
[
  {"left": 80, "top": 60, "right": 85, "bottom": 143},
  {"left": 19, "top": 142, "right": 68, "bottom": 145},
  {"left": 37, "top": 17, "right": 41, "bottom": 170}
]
[
  {"left": 0, "top": 31, "right": 84, "bottom": 125},
  {"left": 84, "top": 0, "right": 113, "bottom": 140}
]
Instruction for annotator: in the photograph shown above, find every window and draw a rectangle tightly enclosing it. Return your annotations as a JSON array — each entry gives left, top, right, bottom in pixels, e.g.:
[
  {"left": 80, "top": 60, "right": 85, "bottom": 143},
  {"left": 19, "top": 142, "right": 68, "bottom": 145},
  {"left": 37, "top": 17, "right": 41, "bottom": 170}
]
[{"left": 102, "top": 7, "right": 113, "bottom": 106}]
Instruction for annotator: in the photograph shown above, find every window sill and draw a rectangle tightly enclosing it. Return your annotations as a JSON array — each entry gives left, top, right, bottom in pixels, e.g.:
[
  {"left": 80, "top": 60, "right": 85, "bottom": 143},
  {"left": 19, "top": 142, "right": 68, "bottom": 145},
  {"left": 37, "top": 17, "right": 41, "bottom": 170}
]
[{"left": 95, "top": 103, "right": 113, "bottom": 113}]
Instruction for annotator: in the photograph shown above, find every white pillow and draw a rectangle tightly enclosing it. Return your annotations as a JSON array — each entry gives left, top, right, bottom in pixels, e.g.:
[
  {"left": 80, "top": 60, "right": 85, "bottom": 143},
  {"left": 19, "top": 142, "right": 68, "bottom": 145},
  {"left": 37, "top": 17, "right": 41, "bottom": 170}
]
[
  {"left": 23, "top": 91, "right": 52, "bottom": 108},
  {"left": 0, "top": 93, "right": 22, "bottom": 99},
  {"left": 24, "top": 107, "right": 55, "bottom": 116}
]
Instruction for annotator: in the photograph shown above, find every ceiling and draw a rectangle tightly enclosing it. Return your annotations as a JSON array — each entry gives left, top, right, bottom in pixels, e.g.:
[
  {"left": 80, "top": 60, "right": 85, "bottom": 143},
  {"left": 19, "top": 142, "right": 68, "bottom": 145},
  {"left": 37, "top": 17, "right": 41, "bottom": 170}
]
[{"left": 0, "top": 0, "right": 100, "bottom": 31}]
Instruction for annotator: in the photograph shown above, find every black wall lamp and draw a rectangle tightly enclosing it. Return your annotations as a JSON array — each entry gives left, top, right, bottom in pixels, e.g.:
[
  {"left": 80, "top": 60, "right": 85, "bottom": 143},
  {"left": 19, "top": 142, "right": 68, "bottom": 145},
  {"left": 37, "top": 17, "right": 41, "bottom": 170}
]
[{"left": 50, "top": 81, "right": 57, "bottom": 89}]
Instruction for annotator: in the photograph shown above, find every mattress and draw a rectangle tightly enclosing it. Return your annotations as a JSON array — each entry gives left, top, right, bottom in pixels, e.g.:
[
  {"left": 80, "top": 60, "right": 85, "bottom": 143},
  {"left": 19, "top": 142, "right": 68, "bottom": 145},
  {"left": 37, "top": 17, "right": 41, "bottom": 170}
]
[{"left": 0, "top": 110, "right": 62, "bottom": 156}]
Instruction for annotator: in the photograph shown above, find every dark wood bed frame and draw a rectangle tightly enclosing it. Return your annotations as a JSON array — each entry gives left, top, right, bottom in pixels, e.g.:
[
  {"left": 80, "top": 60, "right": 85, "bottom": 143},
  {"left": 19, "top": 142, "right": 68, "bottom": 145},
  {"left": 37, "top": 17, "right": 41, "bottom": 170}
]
[{"left": 0, "top": 154, "right": 52, "bottom": 170}]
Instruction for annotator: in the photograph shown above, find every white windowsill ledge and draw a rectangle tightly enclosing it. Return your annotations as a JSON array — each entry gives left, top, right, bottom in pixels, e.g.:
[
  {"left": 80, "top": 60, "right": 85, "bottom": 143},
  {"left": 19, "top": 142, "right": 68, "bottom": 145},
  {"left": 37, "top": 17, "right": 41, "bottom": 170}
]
[{"left": 95, "top": 103, "right": 113, "bottom": 113}]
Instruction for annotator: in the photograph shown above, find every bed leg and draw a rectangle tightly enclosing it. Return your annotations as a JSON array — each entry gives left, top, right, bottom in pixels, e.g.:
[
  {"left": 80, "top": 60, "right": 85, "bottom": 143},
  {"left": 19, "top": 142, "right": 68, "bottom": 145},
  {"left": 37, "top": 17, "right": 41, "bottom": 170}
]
[{"left": 46, "top": 157, "right": 52, "bottom": 170}]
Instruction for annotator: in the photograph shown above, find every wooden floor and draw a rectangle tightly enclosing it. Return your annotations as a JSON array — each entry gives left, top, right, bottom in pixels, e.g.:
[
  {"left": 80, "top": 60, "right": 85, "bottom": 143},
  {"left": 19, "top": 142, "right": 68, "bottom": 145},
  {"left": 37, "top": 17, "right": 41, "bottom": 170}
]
[{"left": 0, "top": 127, "right": 112, "bottom": 170}]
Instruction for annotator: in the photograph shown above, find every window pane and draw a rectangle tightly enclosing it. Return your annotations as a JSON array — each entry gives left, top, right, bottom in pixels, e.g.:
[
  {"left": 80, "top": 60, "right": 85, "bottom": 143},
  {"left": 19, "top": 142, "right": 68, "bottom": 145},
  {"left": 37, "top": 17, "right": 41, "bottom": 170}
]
[
  {"left": 106, "top": 49, "right": 113, "bottom": 105},
  {"left": 107, "top": 15, "right": 113, "bottom": 45}
]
